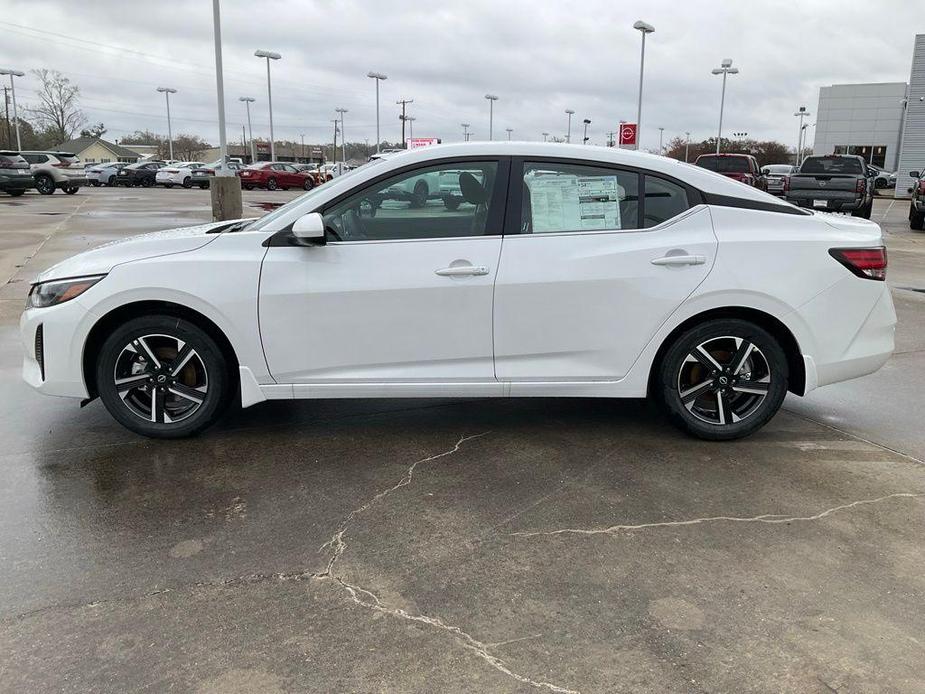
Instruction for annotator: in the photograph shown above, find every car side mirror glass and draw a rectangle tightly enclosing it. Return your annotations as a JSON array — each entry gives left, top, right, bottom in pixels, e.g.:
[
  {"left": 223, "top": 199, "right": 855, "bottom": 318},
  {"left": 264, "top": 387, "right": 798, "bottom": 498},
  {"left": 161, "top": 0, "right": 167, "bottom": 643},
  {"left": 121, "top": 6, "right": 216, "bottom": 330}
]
[
  {"left": 291, "top": 212, "right": 326, "bottom": 245},
  {"left": 910, "top": 171, "right": 920, "bottom": 179}
]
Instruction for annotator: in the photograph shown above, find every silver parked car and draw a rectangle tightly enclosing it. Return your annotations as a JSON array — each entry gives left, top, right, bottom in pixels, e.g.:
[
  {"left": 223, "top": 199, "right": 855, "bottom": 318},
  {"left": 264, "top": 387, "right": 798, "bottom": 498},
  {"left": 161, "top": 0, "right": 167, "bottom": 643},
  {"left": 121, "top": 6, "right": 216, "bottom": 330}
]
[
  {"left": 86, "top": 162, "right": 126, "bottom": 186},
  {"left": 20, "top": 151, "right": 87, "bottom": 195},
  {"left": 760, "top": 164, "right": 794, "bottom": 197}
]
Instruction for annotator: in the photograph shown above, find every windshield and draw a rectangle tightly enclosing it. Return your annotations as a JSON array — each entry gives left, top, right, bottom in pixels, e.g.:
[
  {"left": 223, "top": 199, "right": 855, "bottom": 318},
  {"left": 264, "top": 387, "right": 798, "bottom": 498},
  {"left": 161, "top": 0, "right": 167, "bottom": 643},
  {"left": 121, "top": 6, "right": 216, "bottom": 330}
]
[
  {"left": 696, "top": 156, "right": 750, "bottom": 173},
  {"left": 800, "top": 157, "right": 864, "bottom": 174},
  {"left": 248, "top": 158, "right": 386, "bottom": 232},
  {"left": 764, "top": 165, "right": 792, "bottom": 175}
]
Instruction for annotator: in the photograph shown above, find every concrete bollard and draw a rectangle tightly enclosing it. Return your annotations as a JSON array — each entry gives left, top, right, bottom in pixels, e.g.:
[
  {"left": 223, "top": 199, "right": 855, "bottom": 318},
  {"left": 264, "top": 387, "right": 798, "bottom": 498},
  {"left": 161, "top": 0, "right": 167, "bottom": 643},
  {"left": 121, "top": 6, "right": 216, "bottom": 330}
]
[{"left": 210, "top": 175, "right": 243, "bottom": 221}]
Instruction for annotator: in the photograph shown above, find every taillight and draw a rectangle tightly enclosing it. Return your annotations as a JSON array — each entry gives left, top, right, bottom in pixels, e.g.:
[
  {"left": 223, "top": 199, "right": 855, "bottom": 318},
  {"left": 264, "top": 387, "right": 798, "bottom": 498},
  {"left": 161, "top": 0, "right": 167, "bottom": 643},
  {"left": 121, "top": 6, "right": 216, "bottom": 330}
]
[
  {"left": 918, "top": 180, "right": 925, "bottom": 195},
  {"left": 783, "top": 175, "right": 790, "bottom": 193},
  {"left": 829, "top": 247, "right": 887, "bottom": 281},
  {"left": 855, "top": 178, "right": 866, "bottom": 194}
]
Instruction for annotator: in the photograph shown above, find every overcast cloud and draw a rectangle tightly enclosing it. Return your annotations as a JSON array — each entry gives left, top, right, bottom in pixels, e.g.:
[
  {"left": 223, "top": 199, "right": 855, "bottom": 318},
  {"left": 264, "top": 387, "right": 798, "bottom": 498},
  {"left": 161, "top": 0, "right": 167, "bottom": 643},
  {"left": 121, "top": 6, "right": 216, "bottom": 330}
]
[{"left": 2, "top": 0, "right": 921, "bottom": 151}]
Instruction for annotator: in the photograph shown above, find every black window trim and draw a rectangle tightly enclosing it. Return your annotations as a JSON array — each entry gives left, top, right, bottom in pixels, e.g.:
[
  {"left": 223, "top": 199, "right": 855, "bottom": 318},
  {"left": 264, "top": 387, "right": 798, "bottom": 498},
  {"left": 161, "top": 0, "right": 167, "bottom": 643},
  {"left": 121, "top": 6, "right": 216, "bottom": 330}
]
[
  {"left": 505, "top": 156, "right": 702, "bottom": 236},
  {"left": 265, "top": 155, "right": 512, "bottom": 247}
]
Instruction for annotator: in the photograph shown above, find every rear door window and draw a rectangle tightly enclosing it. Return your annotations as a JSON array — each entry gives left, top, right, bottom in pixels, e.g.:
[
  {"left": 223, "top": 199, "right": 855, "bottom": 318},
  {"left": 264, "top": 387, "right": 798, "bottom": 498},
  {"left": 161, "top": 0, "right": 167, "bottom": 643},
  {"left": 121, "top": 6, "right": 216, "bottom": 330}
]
[
  {"left": 520, "top": 162, "right": 639, "bottom": 233},
  {"left": 642, "top": 176, "right": 690, "bottom": 228}
]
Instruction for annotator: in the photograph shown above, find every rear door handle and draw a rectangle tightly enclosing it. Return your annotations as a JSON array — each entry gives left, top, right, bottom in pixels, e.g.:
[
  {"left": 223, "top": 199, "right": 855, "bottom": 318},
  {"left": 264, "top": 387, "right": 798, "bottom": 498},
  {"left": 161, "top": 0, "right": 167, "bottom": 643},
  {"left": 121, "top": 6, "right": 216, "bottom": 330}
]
[
  {"left": 435, "top": 265, "right": 489, "bottom": 277},
  {"left": 651, "top": 254, "right": 706, "bottom": 267}
]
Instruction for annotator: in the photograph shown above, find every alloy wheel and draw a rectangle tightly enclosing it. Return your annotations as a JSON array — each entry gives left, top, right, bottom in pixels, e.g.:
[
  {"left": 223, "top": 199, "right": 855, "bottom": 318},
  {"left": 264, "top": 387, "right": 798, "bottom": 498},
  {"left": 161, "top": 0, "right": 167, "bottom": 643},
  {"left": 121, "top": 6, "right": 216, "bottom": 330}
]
[
  {"left": 113, "top": 334, "right": 208, "bottom": 424},
  {"left": 676, "top": 335, "right": 771, "bottom": 426}
]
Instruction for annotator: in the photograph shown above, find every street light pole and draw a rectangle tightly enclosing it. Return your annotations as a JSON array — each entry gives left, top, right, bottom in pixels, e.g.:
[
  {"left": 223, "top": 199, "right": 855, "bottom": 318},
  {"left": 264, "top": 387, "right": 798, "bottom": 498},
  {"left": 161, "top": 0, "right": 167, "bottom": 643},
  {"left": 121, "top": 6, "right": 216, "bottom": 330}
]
[
  {"left": 406, "top": 116, "right": 415, "bottom": 141},
  {"left": 335, "top": 107, "right": 348, "bottom": 164},
  {"left": 685, "top": 131, "right": 691, "bottom": 162},
  {"left": 794, "top": 106, "right": 810, "bottom": 166},
  {"left": 0, "top": 69, "right": 25, "bottom": 151},
  {"left": 461, "top": 123, "right": 470, "bottom": 141},
  {"left": 485, "top": 94, "right": 499, "bottom": 140},
  {"left": 633, "top": 20, "right": 655, "bottom": 151},
  {"left": 711, "top": 59, "right": 739, "bottom": 154},
  {"left": 156, "top": 87, "right": 177, "bottom": 160},
  {"left": 254, "top": 49, "right": 281, "bottom": 160},
  {"left": 582, "top": 118, "right": 591, "bottom": 144},
  {"left": 367, "top": 71, "right": 387, "bottom": 153},
  {"left": 565, "top": 109, "right": 575, "bottom": 143},
  {"left": 658, "top": 126, "right": 664, "bottom": 154},
  {"left": 505, "top": 127, "right": 513, "bottom": 140},
  {"left": 542, "top": 132, "right": 549, "bottom": 142},
  {"left": 238, "top": 97, "right": 255, "bottom": 163}
]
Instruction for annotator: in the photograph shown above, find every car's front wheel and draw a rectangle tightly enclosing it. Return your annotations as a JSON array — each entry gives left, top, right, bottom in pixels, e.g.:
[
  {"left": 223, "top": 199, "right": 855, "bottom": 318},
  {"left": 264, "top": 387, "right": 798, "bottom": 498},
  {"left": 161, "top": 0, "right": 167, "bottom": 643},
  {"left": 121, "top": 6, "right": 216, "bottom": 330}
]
[
  {"left": 656, "top": 319, "right": 788, "bottom": 440},
  {"left": 35, "top": 174, "right": 55, "bottom": 195},
  {"left": 96, "top": 315, "right": 232, "bottom": 438},
  {"left": 266, "top": 177, "right": 278, "bottom": 191}
]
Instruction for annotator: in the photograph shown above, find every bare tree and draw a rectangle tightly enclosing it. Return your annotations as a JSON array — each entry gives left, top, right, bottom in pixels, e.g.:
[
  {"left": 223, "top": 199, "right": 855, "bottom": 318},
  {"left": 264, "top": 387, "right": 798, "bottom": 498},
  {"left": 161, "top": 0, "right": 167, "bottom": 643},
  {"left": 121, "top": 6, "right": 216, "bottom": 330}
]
[{"left": 30, "top": 69, "right": 85, "bottom": 143}]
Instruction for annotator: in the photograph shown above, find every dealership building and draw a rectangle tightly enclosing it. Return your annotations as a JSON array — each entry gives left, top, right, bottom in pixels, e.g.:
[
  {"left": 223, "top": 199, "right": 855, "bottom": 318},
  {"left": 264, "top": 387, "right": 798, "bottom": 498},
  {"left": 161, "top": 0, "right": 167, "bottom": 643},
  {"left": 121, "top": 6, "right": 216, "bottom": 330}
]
[{"left": 813, "top": 33, "right": 925, "bottom": 195}]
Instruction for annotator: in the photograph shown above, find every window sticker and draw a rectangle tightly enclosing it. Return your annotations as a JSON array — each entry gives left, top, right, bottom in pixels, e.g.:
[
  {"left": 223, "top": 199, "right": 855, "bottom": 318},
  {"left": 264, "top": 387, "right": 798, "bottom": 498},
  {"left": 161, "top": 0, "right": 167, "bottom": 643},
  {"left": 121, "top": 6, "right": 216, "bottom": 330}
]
[{"left": 527, "top": 174, "right": 622, "bottom": 232}]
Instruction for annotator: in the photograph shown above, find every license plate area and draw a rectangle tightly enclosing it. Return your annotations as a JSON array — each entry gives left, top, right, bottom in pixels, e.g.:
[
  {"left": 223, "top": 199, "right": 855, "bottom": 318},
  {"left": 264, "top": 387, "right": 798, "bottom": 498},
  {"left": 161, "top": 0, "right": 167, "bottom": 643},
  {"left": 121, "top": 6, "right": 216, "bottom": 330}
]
[{"left": 813, "top": 199, "right": 828, "bottom": 208}]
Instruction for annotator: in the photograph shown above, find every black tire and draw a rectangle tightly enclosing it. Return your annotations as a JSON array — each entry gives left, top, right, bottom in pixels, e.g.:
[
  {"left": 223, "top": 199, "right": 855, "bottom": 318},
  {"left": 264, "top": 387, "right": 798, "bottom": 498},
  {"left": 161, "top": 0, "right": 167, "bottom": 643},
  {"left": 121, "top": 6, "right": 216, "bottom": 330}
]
[
  {"left": 198, "top": 184, "right": 208, "bottom": 190},
  {"left": 90, "top": 180, "right": 100, "bottom": 187},
  {"left": 655, "top": 319, "right": 788, "bottom": 441},
  {"left": 851, "top": 199, "right": 873, "bottom": 219},
  {"left": 96, "top": 315, "right": 233, "bottom": 438},
  {"left": 909, "top": 203, "right": 924, "bottom": 230},
  {"left": 303, "top": 178, "right": 314, "bottom": 191},
  {"left": 182, "top": 177, "right": 192, "bottom": 189},
  {"left": 141, "top": 177, "right": 154, "bottom": 188},
  {"left": 443, "top": 195, "right": 460, "bottom": 211},
  {"left": 164, "top": 183, "right": 173, "bottom": 189},
  {"left": 411, "top": 180, "right": 428, "bottom": 208},
  {"left": 266, "top": 177, "right": 278, "bottom": 191},
  {"left": 243, "top": 184, "right": 254, "bottom": 191},
  {"left": 64, "top": 186, "right": 78, "bottom": 195},
  {"left": 35, "top": 174, "right": 55, "bottom": 195},
  {"left": 7, "top": 189, "right": 25, "bottom": 196}
]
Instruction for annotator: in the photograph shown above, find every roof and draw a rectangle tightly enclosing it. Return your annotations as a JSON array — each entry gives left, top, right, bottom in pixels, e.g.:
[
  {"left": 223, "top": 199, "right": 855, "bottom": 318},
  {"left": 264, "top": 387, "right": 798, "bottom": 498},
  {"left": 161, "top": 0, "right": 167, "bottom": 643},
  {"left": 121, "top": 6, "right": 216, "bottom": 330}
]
[
  {"left": 374, "top": 141, "right": 780, "bottom": 204},
  {"left": 53, "top": 137, "right": 141, "bottom": 160}
]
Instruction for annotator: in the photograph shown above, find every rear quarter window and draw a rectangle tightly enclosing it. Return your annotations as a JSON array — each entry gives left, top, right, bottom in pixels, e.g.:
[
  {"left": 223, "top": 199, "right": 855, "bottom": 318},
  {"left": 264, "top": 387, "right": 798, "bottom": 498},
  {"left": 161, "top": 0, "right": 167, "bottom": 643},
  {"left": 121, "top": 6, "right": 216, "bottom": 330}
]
[{"left": 643, "top": 176, "right": 690, "bottom": 228}]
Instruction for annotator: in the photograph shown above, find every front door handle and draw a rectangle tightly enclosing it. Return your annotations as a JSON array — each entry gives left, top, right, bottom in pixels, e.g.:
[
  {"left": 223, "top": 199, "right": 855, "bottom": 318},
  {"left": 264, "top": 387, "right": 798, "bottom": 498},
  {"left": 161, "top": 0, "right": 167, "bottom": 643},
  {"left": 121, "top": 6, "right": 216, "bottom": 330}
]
[
  {"left": 435, "top": 265, "right": 489, "bottom": 277},
  {"left": 650, "top": 254, "right": 706, "bottom": 267}
]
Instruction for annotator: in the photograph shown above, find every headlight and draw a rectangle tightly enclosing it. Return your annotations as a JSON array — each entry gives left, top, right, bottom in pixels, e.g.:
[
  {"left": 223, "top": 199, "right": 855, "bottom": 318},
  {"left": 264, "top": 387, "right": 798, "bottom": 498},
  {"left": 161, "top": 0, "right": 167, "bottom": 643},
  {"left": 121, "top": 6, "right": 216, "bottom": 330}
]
[{"left": 27, "top": 275, "right": 105, "bottom": 309}]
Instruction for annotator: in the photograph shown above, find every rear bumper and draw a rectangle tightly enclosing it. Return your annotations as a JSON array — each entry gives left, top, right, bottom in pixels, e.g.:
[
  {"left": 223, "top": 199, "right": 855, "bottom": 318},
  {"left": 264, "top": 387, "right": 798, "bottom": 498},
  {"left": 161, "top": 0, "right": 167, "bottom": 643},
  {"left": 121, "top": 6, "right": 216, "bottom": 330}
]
[
  {"left": 0, "top": 174, "right": 35, "bottom": 192},
  {"left": 786, "top": 193, "right": 865, "bottom": 211},
  {"left": 794, "top": 279, "right": 895, "bottom": 390}
]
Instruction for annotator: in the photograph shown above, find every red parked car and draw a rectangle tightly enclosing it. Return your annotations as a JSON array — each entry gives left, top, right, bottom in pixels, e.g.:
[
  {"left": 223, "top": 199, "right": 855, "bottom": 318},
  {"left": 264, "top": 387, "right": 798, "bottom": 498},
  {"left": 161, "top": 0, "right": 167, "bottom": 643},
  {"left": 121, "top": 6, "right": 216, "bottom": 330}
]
[
  {"left": 238, "top": 162, "right": 316, "bottom": 191},
  {"left": 694, "top": 153, "right": 768, "bottom": 191}
]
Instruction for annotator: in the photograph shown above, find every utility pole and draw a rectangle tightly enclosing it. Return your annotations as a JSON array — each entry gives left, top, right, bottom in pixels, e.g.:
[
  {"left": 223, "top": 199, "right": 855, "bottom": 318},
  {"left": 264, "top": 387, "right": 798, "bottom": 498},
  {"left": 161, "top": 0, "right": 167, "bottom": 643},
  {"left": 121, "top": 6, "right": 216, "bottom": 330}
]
[
  {"left": 331, "top": 119, "right": 339, "bottom": 164},
  {"left": 300, "top": 133, "right": 305, "bottom": 161},
  {"left": 335, "top": 107, "right": 348, "bottom": 164},
  {"left": 2, "top": 87, "right": 10, "bottom": 149},
  {"left": 461, "top": 123, "right": 470, "bottom": 141},
  {"left": 606, "top": 131, "right": 615, "bottom": 147},
  {"left": 684, "top": 131, "right": 691, "bottom": 162},
  {"left": 396, "top": 98, "right": 413, "bottom": 147},
  {"left": 794, "top": 106, "right": 810, "bottom": 166}
]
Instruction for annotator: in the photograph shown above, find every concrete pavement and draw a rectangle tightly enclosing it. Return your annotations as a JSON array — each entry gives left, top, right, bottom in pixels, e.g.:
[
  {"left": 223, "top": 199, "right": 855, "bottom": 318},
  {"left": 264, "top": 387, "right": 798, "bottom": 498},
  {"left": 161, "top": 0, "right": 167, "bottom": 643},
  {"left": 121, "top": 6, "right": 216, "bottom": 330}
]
[{"left": 1, "top": 187, "right": 923, "bottom": 693}]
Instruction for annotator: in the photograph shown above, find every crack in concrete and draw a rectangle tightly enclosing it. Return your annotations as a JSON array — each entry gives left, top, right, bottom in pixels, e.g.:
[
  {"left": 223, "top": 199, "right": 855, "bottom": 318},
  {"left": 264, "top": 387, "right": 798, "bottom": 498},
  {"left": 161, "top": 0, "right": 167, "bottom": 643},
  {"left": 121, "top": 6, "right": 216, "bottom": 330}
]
[
  {"left": 311, "top": 432, "right": 580, "bottom": 694},
  {"left": 511, "top": 492, "right": 925, "bottom": 538}
]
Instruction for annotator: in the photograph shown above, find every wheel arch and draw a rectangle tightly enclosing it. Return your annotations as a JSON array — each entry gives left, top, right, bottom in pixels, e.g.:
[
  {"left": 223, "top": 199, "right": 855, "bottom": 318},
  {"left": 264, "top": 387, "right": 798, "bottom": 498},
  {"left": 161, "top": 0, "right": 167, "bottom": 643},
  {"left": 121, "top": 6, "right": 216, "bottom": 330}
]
[
  {"left": 82, "top": 300, "right": 240, "bottom": 399},
  {"left": 648, "top": 306, "right": 806, "bottom": 397}
]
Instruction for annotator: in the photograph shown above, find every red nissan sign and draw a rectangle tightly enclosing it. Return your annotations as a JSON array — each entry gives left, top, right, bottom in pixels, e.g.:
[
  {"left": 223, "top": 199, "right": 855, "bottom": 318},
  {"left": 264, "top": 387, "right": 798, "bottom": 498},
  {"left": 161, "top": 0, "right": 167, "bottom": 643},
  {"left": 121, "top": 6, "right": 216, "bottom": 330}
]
[{"left": 619, "top": 123, "right": 637, "bottom": 146}]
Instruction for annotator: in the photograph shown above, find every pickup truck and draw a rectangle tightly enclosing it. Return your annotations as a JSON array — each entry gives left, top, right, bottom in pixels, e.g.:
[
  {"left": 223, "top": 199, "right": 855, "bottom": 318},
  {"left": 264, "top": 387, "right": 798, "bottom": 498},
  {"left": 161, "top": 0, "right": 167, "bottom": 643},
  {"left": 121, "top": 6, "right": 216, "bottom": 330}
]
[{"left": 784, "top": 154, "right": 873, "bottom": 218}]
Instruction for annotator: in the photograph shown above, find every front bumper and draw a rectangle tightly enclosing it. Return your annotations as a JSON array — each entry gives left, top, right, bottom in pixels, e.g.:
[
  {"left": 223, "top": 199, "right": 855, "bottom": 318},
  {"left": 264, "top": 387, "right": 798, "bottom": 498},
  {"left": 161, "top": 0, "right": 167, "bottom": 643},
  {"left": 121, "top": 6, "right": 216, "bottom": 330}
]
[{"left": 21, "top": 298, "right": 94, "bottom": 399}]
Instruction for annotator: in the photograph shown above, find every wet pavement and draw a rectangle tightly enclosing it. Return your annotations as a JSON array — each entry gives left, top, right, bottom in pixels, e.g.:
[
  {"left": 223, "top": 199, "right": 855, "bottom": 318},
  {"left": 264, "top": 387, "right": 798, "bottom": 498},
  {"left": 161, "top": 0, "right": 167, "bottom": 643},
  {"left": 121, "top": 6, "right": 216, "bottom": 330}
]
[{"left": 1, "top": 187, "right": 924, "bottom": 693}]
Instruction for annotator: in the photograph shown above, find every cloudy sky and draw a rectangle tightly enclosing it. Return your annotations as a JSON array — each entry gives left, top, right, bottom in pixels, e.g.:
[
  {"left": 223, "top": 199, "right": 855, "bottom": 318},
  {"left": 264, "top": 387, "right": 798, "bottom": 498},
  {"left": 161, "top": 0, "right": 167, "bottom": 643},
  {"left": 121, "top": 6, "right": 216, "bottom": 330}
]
[{"left": 2, "top": 0, "right": 921, "bottom": 151}]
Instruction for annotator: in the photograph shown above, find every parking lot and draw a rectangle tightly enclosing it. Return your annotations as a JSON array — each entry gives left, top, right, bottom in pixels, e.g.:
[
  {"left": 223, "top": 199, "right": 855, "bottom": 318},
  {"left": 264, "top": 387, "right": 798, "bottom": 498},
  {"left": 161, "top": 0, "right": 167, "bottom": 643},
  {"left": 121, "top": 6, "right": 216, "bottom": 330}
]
[{"left": 1, "top": 187, "right": 924, "bottom": 692}]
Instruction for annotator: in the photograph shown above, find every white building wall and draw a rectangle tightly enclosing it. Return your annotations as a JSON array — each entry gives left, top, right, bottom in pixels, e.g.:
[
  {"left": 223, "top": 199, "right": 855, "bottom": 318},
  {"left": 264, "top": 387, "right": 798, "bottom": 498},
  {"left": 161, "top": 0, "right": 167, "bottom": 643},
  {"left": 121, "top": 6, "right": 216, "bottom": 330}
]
[
  {"left": 897, "top": 35, "right": 925, "bottom": 195},
  {"left": 814, "top": 82, "right": 907, "bottom": 170}
]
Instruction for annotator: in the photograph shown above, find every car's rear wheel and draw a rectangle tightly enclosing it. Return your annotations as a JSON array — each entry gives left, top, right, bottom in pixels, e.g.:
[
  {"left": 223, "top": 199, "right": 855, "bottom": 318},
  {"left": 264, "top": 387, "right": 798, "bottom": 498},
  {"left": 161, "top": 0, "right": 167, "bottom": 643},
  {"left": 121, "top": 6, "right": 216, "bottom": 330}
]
[
  {"left": 141, "top": 177, "right": 154, "bottom": 188},
  {"left": 656, "top": 319, "right": 788, "bottom": 440},
  {"left": 411, "top": 180, "right": 428, "bottom": 208},
  {"left": 302, "top": 178, "right": 314, "bottom": 191},
  {"left": 96, "top": 315, "right": 232, "bottom": 438},
  {"left": 64, "top": 186, "right": 78, "bottom": 195},
  {"left": 243, "top": 183, "right": 254, "bottom": 190},
  {"left": 909, "top": 202, "right": 924, "bottom": 230},
  {"left": 35, "top": 174, "right": 55, "bottom": 195},
  {"left": 266, "top": 177, "right": 278, "bottom": 191},
  {"left": 182, "top": 177, "right": 192, "bottom": 189}
]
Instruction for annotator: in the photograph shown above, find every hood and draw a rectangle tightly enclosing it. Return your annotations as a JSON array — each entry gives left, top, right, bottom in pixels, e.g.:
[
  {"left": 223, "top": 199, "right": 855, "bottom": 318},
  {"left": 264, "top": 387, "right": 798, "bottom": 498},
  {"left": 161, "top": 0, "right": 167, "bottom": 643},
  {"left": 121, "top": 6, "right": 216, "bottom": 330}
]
[{"left": 34, "top": 219, "right": 243, "bottom": 283}]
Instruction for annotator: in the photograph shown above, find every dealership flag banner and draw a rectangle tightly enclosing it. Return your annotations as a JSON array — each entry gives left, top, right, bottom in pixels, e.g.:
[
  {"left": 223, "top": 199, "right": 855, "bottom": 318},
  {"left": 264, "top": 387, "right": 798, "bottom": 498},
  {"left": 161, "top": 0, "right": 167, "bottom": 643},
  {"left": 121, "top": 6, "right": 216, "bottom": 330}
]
[{"left": 619, "top": 123, "right": 637, "bottom": 147}]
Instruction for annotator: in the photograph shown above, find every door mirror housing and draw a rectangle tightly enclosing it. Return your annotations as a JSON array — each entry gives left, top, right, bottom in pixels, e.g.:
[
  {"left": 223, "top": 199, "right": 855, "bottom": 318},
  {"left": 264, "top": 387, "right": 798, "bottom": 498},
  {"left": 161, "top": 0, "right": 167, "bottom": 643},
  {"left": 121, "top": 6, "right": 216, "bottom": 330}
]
[
  {"left": 291, "top": 212, "right": 326, "bottom": 245},
  {"left": 910, "top": 171, "right": 921, "bottom": 179}
]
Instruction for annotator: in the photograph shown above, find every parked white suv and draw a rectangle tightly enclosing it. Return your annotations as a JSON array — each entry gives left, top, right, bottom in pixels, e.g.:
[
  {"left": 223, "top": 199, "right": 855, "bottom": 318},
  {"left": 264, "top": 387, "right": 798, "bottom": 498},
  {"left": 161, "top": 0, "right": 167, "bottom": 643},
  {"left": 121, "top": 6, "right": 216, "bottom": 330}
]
[{"left": 20, "top": 151, "right": 87, "bottom": 195}]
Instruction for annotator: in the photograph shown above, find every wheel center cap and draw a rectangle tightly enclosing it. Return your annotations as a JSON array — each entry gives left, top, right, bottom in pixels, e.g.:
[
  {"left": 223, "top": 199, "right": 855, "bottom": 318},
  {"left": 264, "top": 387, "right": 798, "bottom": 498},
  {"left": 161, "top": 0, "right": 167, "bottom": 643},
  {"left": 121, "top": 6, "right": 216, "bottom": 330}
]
[
  {"left": 718, "top": 376, "right": 729, "bottom": 385},
  {"left": 156, "top": 374, "right": 167, "bottom": 384}
]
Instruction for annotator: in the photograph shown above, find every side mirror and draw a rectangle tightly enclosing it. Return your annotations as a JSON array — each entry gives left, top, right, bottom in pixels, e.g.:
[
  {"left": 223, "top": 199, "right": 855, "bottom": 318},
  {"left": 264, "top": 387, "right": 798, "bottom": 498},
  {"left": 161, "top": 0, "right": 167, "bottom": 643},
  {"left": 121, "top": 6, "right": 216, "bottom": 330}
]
[
  {"left": 291, "top": 212, "right": 326, "bottom": 245},
  {"left": 910, "top": 171, "right": 920, "bottom": 179}
]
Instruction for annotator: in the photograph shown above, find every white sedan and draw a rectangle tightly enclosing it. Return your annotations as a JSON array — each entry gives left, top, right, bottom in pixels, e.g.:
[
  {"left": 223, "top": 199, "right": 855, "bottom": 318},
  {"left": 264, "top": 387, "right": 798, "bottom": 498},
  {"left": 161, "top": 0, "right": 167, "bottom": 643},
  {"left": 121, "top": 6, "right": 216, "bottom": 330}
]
[
  {"left": 155, "top": 162, "right": 207, "bottom": 188},
  {"left": 20, "top": 142, "right": 895, "bottom": 439}
]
